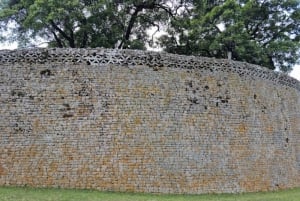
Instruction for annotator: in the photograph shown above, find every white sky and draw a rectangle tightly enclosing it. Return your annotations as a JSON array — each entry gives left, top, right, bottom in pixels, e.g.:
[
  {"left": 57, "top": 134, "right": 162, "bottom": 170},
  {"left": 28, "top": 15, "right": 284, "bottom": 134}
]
[
  {"left": 290, "top": 65, "right": 300, "bottom": 81},
  {"left": 0, "top": 42, "right": 299, "bottom": 81}
]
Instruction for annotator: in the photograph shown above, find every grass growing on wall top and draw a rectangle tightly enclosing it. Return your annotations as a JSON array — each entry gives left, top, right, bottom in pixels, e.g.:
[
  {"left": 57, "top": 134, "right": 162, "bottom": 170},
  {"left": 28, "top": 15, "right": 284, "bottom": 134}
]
[{"left": 0, "top": 187, "right": 299, "bottom": 201}]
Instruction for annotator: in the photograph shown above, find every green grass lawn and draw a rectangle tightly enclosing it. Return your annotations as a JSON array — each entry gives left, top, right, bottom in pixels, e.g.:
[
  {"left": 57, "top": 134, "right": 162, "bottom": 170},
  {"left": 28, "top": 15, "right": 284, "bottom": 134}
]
[{"left": 0, "top": 186, "right": 299, "bottom": 201}]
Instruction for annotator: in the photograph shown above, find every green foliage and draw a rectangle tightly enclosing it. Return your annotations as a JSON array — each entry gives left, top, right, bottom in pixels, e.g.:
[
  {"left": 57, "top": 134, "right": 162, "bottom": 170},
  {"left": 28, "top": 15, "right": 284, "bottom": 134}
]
[
  {"left": 0, "top": 0, "right": 180, "bottom": 49},
  {"left": 0, "top": 0, "right": 299, "bottom": 71},
  {"left": 159, "top": 0, "right": 300, "bottom": 72}
]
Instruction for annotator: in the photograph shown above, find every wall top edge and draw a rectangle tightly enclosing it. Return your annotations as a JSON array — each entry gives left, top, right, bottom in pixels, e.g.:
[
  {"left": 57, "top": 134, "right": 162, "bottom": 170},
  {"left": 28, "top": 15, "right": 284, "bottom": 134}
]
[{"left": 0, "top": 48, "right": 299, "bottom": 92}]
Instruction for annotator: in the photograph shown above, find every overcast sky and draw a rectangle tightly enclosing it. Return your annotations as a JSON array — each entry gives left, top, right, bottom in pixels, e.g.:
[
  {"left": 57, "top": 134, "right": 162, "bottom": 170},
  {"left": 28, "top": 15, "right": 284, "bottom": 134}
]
[
  {"left": 0, "top": 42, "right": 299, "bottom": 81},
  {"left": 290, "top": 65, "right": 300, "bottom": 81}
]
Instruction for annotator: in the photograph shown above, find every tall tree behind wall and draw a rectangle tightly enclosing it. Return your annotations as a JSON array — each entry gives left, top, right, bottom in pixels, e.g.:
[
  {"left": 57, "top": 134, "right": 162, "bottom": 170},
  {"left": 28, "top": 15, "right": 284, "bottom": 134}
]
[
  {"left": 0, "top": 0, "right": 186, "bottom": 49},
  {"left": 159, "top": 0, "right": 300, "bottom": 72},
  {"left": 0, "top": 0, "right": 299, "bottom": 72}
]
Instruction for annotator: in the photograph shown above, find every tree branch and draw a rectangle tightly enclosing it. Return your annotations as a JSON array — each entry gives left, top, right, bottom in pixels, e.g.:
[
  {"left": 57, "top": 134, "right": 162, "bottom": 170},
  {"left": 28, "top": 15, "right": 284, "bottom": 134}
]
[
  {"left": 156, "top": 3, "right": 175, "bottom": 17},
  {"left": 118, "top": 5, "right": 143, "bottom": 49},
  {"left": 67, "top": 26, "right": 75, "bottom": 47},
  {"left": 49, "top": 20, "right": 75, "bottom": 48},
  {"left": 81, "top": 30, "right": 88, "bottom": 48},
  {"left": 51, "top": 30, "right": 64, "bottom": 47},
  {"left": 118, "top": 1, "right": 176, "bottom": 49}
]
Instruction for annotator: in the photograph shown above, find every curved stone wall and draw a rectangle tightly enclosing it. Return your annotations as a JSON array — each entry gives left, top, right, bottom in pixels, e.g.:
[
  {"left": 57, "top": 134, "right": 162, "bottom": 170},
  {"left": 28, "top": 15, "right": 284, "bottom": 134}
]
[{"left": 0, "top": 48, "right": 299, "bottom": 194}]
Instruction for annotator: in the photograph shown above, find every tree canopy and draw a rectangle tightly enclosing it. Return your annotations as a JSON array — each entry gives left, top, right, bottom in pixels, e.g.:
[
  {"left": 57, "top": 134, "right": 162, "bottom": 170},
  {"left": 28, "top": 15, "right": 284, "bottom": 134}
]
[{"left": 0, "top": 0, "right": 299, "bottom": 72}]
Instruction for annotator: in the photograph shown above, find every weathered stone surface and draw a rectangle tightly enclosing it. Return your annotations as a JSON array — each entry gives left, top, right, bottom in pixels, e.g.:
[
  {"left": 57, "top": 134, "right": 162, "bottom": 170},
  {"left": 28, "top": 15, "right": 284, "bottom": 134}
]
[{"left": 0, "top": 48, "right": 299, "bottom": 194}]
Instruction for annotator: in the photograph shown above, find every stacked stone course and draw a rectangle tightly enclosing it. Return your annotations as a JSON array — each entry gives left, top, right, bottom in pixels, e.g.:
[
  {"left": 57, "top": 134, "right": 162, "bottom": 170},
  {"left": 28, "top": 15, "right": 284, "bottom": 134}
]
[
  {"left": 0, "top": 48, "right": 299, "bottom": 91},
  {"left": 0, "top": 48, "right": 299, "bottom": 194}
]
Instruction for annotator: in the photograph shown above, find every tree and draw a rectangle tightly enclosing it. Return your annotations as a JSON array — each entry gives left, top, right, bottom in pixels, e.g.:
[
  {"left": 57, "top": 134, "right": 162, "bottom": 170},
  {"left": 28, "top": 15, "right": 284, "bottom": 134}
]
[
  {"left": 0, "top": 0, "right": 185, "bottom": 49},
  {"left": 1, "top": 0, "right": 299, "bottom": 72},
  {"left": 159, "top": 0, "right": 300, "bottom": 72}
]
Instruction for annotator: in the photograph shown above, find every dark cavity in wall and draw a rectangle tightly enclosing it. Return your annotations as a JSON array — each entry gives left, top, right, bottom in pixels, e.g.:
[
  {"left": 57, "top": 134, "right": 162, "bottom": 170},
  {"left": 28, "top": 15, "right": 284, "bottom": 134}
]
[
  {"left": 186, "top": 80, "right": 193, "bottom": 88},
  {"left": 60, "top": 103, "right": 71, "bottom": 111},
  {"left": 11, "top": 90, "right": 26, "bottom": 97},
  {"left": 285, "top": 137, "right": 289, "bottom": 147},
  {"left": 261, "top": 105, "right": 267, "bottom": 113},
  {"left": 40, "top": 69, "right": 53, "bottom": 78},
  {"left": 78, "top": 86, "right": 91, "bottom": 96},
  {"left": 187, "top": 97, "right": 200, "bottom": 104},
  {"left": 63, "top": 113, "right": 74, "bottom": 118}
]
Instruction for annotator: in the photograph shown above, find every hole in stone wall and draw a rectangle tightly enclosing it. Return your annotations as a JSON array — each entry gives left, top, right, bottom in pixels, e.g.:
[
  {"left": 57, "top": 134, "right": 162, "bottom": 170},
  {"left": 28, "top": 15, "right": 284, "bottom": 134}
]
[
  {"left": 254, "top": 94, "right": 257, "bottom": 99},
  {"left": 186, "top": 80, "right": 193, "bottom": 88},
  {"left": 286, "top": 138, "right": 289, "bottom": 143},
  {"left": 86, "top": 61, "right": 91, "bottom": 65},
  {"left": 261, "top": 106, "right": 267, "bottom": 113},
  {"left": 63, "top": 113, "right": 74, "bottom": 118},
  {"left": 72, "top": 70, "right": 78, "bottom": 76},
  {"left": 204, "top": 85, "right": 209, "bottom": 90},
  {"left": 11, "top": 90, "right": 26, "bottom": 97},
  {"left": 188, "top": 97, "right": 199, "bottom": 104},
  {"left": 78, "top": 86, "right": 91, "bottom": 96},
  {"left": 62, "top": 103, "right": 71, "bottom": 111},
  {"left": 40, "top": 69, "right": 52, "bottom": 78}
]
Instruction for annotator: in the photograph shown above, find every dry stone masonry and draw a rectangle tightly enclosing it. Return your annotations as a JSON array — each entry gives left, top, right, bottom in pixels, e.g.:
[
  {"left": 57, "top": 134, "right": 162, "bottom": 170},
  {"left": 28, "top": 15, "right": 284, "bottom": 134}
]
[{"left": 0, "top": 48, "right": 299, "bottom": 194}]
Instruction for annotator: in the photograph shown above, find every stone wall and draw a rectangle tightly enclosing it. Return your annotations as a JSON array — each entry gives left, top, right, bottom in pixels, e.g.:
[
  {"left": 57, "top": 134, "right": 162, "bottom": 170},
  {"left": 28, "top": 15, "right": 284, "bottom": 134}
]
[{"left": 0, "top": 48, "right": 299, "bottom": 194}]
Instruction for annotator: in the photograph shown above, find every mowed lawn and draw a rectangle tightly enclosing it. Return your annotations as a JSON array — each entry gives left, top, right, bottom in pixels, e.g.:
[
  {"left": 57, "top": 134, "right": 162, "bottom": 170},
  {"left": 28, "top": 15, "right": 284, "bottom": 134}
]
[{"left": 0, "top": 187, "right": 299, "bottom": 201}]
